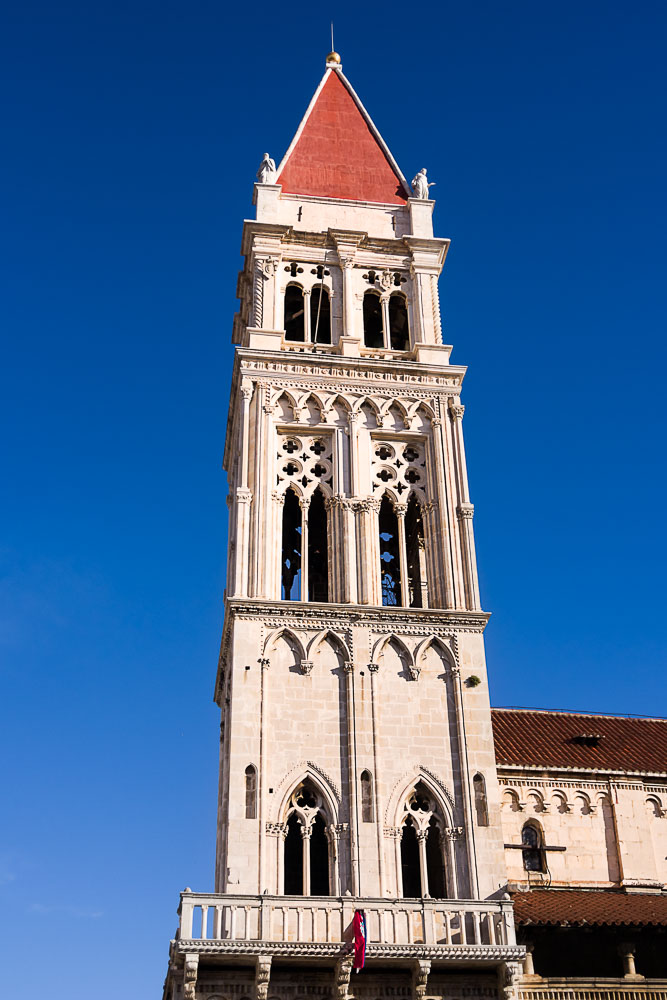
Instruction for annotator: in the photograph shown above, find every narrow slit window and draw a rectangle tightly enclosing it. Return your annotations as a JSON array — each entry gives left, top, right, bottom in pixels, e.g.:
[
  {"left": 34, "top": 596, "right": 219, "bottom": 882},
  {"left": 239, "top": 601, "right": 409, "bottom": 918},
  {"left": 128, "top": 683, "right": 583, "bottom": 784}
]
[
  {"left": 473, "top": 773, "right": 488, "bottom": 826},
  {"left": 360, "top": 770, "right": 374, "bottom": 822},
  {"left": 521, "top": 823, "right": 545, "bottom": 872},
  {"left": 284, "top": 285, "right": 305, "bottom": 341},
  {"left": 245, "top": 765, "right": 257, "bottom": 819},
  {"left": 281, "top": 488, "right": 302, "bottom": 600}
]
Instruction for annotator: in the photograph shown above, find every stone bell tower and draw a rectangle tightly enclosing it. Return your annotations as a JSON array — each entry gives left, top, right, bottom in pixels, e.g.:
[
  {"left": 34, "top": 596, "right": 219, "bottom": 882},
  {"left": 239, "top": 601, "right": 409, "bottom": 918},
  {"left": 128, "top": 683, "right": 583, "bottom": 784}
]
[{"left": 163, "top": 50, "right": 524, "bottom": 1000}]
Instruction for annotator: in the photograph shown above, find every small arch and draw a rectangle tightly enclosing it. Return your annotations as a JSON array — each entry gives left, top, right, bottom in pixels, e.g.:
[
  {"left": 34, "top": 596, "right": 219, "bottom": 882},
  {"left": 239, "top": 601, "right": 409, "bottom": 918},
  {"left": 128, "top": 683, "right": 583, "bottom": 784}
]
[
  {"left": 552, "top": 790, "right": 570, "bottom": 814},
  {"left": 646, "top": 795, "right": 663, "bottom": 818},
  {"left": 360, "top": 770, "right": 374, "bottom": 822},
  {"left": 388, "top": 292, "right": 409, "bottom": 350},
  {"left": 473, "top": 773, "right": 489, "bottom": 827},
  {"left": 413, "top": 635, "right": 454, "bottom": 673},
  {"left": 307, "top": 629, "right": 352, "bottom": 664},
  {"left": 263, "top": 626, "right": 307, "bottom": 664},
  {"left": 574, "top": 791, "right": 592, "bottom": 816},
  {"left": 245, "top": 764, "right": 257, "bottom": 819},
  {"left": 310, "top": 286, "right": 331, "bottom": 344},
  {"left": 526, "top": 790, "right": 545, "bottom": 813},
  {"left": 284, "top": 284, "right": 305, "bottom": 341},
  {"left": 521, "top": 821, "right": 545, "bottom": 873},
  {"left": 363, "top": 291, "right": 384, "bottom": 348},
  {"left": 502, "top": 789, "right": 522, "bottom": 813},
  {"left": 371, "top": 633, "right": 414, "bottom": 674}
]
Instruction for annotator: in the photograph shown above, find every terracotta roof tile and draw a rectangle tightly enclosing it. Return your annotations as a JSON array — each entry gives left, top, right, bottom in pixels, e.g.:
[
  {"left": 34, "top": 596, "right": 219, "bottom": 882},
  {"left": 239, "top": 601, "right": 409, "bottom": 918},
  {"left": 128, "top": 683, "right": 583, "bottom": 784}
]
[
  {"left": 491, "top": 708, "right": 667, "bottom": 773},
  {"left": 512, "top": 889, "right": 667, "bottom": 927}
]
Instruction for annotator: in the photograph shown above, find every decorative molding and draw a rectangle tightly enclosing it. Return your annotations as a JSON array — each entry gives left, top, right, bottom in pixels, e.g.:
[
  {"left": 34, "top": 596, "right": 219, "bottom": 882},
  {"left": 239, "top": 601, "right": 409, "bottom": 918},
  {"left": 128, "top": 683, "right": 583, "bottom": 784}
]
[
  {"left": 176, "top": 940, "right": 525, "bottom": 962},
  {"left": 457, "top": 503, "right": 474, "bottom": 521}
]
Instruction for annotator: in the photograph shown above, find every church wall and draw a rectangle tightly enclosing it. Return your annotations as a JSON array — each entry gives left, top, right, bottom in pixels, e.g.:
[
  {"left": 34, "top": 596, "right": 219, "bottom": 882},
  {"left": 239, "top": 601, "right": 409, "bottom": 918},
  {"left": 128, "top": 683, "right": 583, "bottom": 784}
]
[{"left": 499, "top": 773, "right": 667, "bottom": 889}]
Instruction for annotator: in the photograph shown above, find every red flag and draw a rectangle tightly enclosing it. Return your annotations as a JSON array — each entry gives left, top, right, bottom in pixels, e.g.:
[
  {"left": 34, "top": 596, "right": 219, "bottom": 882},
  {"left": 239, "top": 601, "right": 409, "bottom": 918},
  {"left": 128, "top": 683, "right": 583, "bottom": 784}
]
[{"left": 352, "top": 909, "right": 367, "bottom": 971}]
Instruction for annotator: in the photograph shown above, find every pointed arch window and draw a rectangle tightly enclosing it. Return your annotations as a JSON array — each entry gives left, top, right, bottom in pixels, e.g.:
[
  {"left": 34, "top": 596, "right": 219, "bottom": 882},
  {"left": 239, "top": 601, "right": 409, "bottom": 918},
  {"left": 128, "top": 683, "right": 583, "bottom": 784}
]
[
  {"left": 521, "top": 822, "right": 545, "bottom": 872},
  {"left": 399, "top": 782, "right": 448, "bottom": 898},
  {"left": 379, "top": 496, "right": 402, "bottom": 606},
  {"left": 310, "top": 287, "right": 331, "bottom": 344},
  {"left": 245, "top": 765, "right": 257, "bottom": 819},
  {"left": 307, "top": 488, "right": 329, "bottom": 602},
  {"left": 405, "top": 494, "right": 427, "bottom": 608},
  {"left": 284, "top": 284, "right": 305, "bottom": 341},
  {"left": 283, "top": 781, "right": 331, "bottom": 896},
  {"left": 281, "top": 488, "right": 302, "bottom": 600},
  {"left": 360, "top": 770, "right": 374, "bottom": 822}
]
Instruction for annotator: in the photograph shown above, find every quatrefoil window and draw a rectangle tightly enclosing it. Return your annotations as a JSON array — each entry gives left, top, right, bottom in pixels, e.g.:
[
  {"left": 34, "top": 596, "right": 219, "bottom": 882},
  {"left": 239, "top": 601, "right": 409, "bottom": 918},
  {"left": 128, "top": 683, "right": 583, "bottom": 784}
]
[
  {"left": 310, "top": 440, "right": 326, "bottom": 456},
  {"left": 282, "top": 438, "right": 301, "bottom": 455}
]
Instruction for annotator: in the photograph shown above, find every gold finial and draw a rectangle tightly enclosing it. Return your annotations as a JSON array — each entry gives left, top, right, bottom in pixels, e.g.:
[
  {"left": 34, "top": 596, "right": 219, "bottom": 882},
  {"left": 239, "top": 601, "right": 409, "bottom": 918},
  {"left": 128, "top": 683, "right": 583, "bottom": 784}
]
[{"left": 326, "top": 51, "right": 341, "bottom": 65}]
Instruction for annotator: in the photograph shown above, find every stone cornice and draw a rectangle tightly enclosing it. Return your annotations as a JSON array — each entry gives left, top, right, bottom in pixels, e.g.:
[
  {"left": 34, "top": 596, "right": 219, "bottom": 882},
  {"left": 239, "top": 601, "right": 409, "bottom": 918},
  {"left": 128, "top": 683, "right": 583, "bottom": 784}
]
[
  {"left": 174, "top": 939, "right": 525, "bottom": 962},
  {"left": 225, "top": 598, "right": 490, "bottom": 631},
  {"left": 497, "top": 763, "right": 667, "bottom": 780}
]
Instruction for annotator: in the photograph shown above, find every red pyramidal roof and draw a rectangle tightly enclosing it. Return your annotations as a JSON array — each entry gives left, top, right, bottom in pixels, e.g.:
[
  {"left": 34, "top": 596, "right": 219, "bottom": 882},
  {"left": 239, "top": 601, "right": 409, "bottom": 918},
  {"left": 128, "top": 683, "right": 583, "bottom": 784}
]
[{"left": 276, "top": 69, "right": 410, "bottom": 205}]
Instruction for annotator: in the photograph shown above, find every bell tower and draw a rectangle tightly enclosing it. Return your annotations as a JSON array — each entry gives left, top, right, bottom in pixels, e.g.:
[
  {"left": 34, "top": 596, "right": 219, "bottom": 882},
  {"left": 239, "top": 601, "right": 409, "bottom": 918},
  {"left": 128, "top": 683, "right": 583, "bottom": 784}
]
[{"left": 163, "top": 51, "right": 524, "bottom": 1000}]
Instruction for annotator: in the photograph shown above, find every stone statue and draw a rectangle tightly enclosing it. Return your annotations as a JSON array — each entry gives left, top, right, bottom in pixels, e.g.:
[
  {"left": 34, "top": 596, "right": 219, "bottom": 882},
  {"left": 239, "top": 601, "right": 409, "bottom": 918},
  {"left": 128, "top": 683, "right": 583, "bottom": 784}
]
[
  {"left": 411, "top": 168, "right": 435, "bottom": 200},
  {"left": 256, "top": 153, "right": 277, "bottom": 184}
]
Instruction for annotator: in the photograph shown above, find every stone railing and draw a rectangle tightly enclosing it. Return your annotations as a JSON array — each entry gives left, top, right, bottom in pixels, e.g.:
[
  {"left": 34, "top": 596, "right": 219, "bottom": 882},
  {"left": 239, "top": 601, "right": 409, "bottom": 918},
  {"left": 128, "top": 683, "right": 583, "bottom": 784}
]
[
  {"left": 177, "top": 893, "right": 522, "bottom": 958},
  {"left": 519, "top": 981, "right": 667, "bottom": 1000}
]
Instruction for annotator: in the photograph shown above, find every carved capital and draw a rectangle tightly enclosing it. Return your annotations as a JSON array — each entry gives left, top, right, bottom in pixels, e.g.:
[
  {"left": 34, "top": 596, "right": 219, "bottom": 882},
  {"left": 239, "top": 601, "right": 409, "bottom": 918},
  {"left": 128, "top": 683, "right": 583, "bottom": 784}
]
[
  {"left": 300, "top": 659, "right": 314, "bottom": 675},
  {"left": 432, "top": 417, "right": 442, "bottom": 428},
  {"left": 354, "top": 496, "right": 381, "bottom": 515},
  {"left": 265, "top": 821, "right": 287, "bottom": 838},
  {"left": 298, "top": 496, "right": 311, "bottom": 511},
  {"left": 384, "top": 825, "right": 403, "bottom": 839},
  {"left": 407, "top": 665, "right": 421, "bottom": 682},
  {"left": 271, "top": 489, "right": 286, "bottom": 506},
  {"left": 260, "top": 257, "right": 280, "bottom": 278},
  {"left": 259, "top": 657, "right": 270, "bottom": 670},
  {"left": 343, "top": 661, "right": 354, "bottom": 675},
  {"left": 457, "top": 503, "right": 474, "bottom": 520},
  {"left": 241, "top": 381, "right": 254, "bottom": 402},
  {"left": 393, "top": 502, "right": 408, "bottom": 518},
  {"left": 367, "top": 661, "right": 379, "bottom": 673},
  {"left": 445, "top": 825, "right": 464, "bottom": 841},
  {"left": 449, "top": 400, "right": 465, "bottom": 421},
  {"left": 236, "top": 488, "right": 254, "bottom": 505}
]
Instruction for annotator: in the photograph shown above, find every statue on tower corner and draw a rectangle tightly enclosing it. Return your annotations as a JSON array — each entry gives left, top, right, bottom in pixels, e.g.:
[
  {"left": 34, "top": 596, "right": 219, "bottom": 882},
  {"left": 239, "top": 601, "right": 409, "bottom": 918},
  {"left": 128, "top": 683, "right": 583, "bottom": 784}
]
[
  {"left": 411, "top": 168, "right": 435, "bottom": 199},
  {"left": 256, "top": 153, "right": 277, "bottom": 184}
]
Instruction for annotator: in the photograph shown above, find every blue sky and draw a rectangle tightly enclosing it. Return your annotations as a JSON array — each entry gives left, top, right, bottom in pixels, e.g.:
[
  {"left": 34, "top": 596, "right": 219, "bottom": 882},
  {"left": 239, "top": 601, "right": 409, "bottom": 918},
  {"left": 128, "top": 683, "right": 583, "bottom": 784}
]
[{"left": 1, "top": 2, "right": 666, "bottom": 996}]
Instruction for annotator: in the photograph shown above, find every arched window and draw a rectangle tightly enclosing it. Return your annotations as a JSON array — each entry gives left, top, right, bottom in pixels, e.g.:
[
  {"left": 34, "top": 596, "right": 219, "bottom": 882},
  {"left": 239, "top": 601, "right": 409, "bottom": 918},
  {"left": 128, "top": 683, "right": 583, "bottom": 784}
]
[
  {"left": 307, "top": 488, "right": 328, "bottom": 602},
  {"left": 310, "top": 287, "right": 331, "bottom": 344},
  {"left": 363, "top": 291, "right": 384, "bottom": 348},
  {"left": 405, "top": 494, "right": 427, "bottom": 608},
  {"left": 283, "top": 780, "right": 331, "bottom": 896},
  {"left": 245, "top": 765, "right": 257, "bottom": 819},
  {"left": 360, "top": 770, "right": 374, "bottom": 822},
  {"left": 521, "top": 823, "right": 545, "bottom": 872},
  {"left": 388, "top": 293, "right": 409, "bottom": 350},
  {"left": 379, "top": 496, "right": 402, "bottom": 606},
  {"left": 473, "top": 773, "right": 489, "bottom": 826},
  {"left": 281, "top": 488, "right": 302, "bottom": 600},
  {"left": 399, "top": 782, "right": 447, "bottom": 898},
  {"left": 284, "top": 284, "right": 305, "bottom": 341}
]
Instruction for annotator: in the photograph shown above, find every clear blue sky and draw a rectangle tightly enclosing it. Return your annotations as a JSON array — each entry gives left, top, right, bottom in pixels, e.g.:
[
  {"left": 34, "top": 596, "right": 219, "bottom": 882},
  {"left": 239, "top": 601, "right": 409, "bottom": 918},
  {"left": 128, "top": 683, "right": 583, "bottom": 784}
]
[{"left": 2, "top": 2, "right": 666, "bottom": 996}]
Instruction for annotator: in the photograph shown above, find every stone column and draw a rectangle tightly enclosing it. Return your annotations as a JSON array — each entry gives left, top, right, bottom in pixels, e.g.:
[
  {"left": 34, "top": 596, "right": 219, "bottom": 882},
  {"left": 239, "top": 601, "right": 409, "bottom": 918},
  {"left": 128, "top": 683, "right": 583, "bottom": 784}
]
[
  {"left": 299, "top": 496, "right": 310, "bottom": 601},
  {"left": 303, "top": 287, "right": 312, "bottom": 343},
  {"left": 523, "top": 942, "right": 536, "bottom": 976},
  {"left": 301, "top": 823, "right": 312, "bottom": 895},
  {"left": 619, "top": 943, "right": 642, "bottom": 979},
  {"left": 344, "top": 661, "right": 360, "bottom": 895},
  {"left": 232, "top": 381, "right": 254, "bottom": 597},
  {"left": 451, "top": 662, "right": 479, "bottom": 897},
  {"left": 393, "top": 501, "right": 409, "bottom": 606},
  {"left": 341, "top": 259, "right": 356, "bottom": 337},
  {"left": 429, "top": 415, "right": 458, "bottom": 608},
  {"left": 368, "top": 662, "right": 386, "bottom": 896},
  {"left": 444, "top": 826, "right": 462, "bottom": 899},
  {"left": 355, "top": 497, "right": 381, "bottom": 605},
  {"left": 380, "top": 293, "right": 391, "bottom": 349},
  {"left": 416, "top": 828, "right": 429, "bottom": 896},
  {"left": 449, "top": 398, "right": 481, "bottom": 610},
  {"left": 258, "top": 656, "right": 270, "bottom": 891}
]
